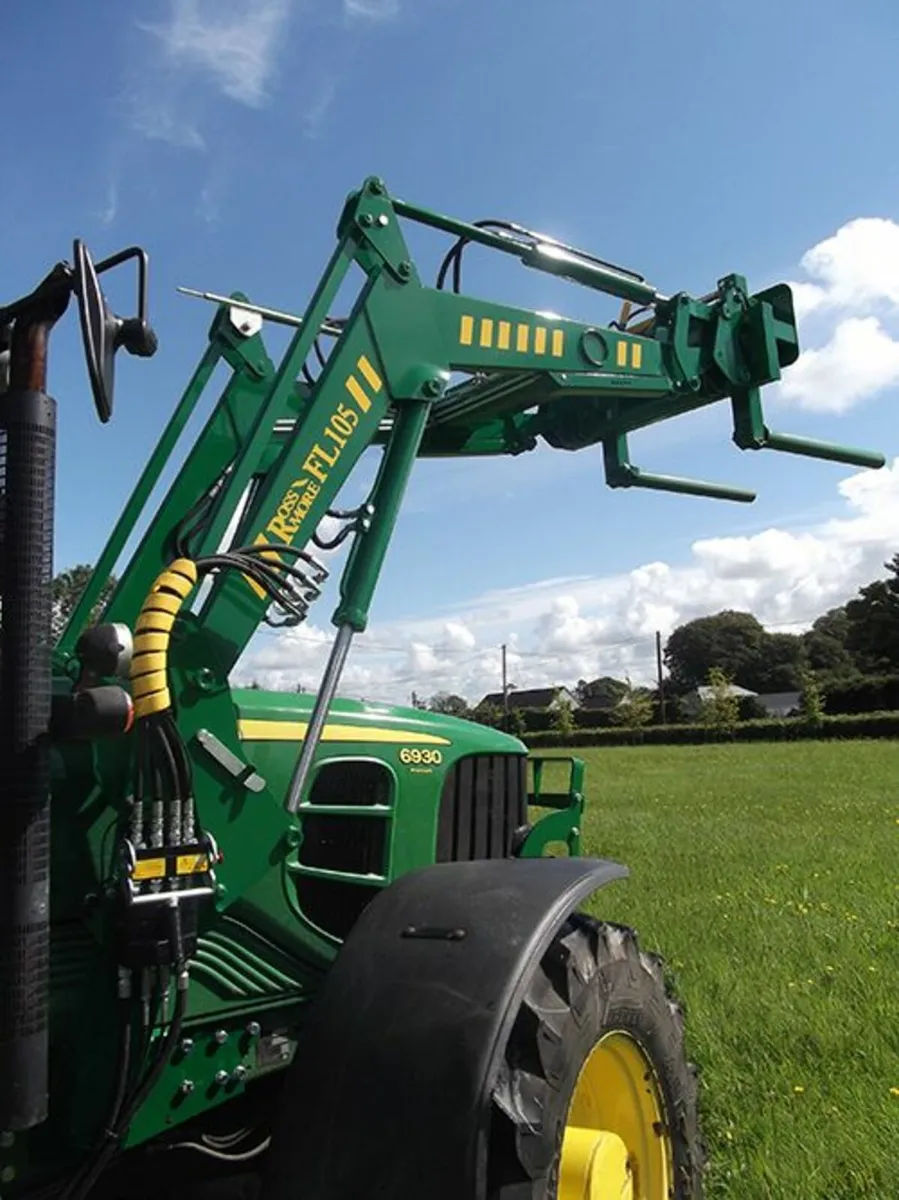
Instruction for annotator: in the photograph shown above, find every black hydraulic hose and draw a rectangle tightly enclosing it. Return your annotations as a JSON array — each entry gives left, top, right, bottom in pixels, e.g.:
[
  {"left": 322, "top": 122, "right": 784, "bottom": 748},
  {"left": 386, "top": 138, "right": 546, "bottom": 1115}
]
[
  {"left": 56, "top": 997, "right": 134, "bottom": 1200},
  {"left": 66, "top": 958, "right": 189, "bottom": 1199}
]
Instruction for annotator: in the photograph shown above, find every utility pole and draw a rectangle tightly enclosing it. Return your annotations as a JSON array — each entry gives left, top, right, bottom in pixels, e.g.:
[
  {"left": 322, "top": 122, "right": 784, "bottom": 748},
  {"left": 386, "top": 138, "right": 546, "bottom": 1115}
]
[
  {"left": 501, "top": 643, "right": 509, "bottom": 731},
  {"left": 655, "top": 630, "right": 667, "bottom": 724}
]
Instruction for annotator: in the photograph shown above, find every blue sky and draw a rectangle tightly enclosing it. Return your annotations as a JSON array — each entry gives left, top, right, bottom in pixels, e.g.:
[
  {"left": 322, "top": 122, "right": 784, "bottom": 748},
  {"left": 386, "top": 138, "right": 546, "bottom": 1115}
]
[{"left": 5, "top": 0, "right": 899, "bottom": 703}]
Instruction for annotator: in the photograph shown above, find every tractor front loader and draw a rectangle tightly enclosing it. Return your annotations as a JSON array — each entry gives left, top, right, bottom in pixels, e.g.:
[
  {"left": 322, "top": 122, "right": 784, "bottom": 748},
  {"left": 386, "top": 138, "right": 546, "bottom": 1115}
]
[{"left": 0, "top": 178, "right": 885, "bottom": 1200}]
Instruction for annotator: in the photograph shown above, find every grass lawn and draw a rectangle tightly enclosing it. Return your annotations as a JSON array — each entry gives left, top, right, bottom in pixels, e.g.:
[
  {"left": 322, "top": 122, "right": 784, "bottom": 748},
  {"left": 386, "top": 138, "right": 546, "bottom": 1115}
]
[{"left": 533, "top": 740, "right": 899, "bottom": 1199}]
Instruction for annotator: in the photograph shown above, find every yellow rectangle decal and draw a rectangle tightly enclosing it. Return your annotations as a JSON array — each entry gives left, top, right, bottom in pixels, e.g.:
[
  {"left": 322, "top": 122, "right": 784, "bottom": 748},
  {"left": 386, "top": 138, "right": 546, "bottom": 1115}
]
[
  {"left": 551, "top": 329, "right": 564, "bottom": 357},
  {"left": 237, "top": 719, "right": 451, "bottom": 746},
  {"left": 631, "top": 342, "right": 642, "bottom": 369},
  {"left": 497, "top": 320, "right": 511, "bottom": 350},
  {"left": 357, "top": 355, "right": 382, "bottom": 392},
  {"left": 534, "top": 327, "right": 547, "bottom": 355},
  {"left": 459, "top": 315, "right": 474, "bottom": 346},
  {"left": 133, "top": 858, "right": 166, "bottom": 881},
  {"left": 516, "top": 324, "right": 529, "bottom": 353},
  {"left": 345, "top": 374, "right": 371, "bottom": 413},
  {"left": 177, "top": 853, "right": 209, "bottom": 875},
  {"left": 479, "top": 318, "right": 494, "bottom": 347},
  {"left": 616, "top": 341, "right": 628, "bottom": 367}
]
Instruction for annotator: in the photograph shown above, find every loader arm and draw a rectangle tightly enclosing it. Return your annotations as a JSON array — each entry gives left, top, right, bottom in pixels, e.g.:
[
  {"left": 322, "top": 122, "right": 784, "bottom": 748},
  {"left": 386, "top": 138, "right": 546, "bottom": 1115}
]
[{"left": 55, "top": 173, "right": 884, "bottom": 849}]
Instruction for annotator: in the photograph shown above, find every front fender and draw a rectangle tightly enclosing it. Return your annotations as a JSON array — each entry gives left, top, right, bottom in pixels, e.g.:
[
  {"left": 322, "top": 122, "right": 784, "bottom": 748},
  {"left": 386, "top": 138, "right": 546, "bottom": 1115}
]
[{"left": 263, "top": 854, "right": 628, "bottom": 1200}]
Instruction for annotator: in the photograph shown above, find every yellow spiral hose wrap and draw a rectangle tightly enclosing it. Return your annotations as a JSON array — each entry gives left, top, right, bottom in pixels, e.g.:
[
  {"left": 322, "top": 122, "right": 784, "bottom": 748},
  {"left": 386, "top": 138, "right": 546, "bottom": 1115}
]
[{"left": 130, "top": 558, "right": 198, "bottom": 720}]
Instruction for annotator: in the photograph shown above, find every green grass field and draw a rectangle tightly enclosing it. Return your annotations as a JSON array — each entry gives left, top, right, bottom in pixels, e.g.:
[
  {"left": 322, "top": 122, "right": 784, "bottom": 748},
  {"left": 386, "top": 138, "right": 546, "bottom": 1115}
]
[{"left": 535, "top": 740, "right": 899, "bottom": 1199}]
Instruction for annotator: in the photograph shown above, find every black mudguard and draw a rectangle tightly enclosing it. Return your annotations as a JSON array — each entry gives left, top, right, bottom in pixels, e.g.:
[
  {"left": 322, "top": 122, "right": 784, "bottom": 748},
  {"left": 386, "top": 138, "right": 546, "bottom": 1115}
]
[{"left": 263, "top": 855, "right": 628, "bottom": 1200}]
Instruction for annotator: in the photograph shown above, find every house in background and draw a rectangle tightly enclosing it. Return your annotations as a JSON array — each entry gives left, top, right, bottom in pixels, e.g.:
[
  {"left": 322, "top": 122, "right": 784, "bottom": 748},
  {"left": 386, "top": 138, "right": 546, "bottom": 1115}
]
[
  {"left": 478, "top": 685, "right": 579, "bottom": 712},
  {"left": 681, "top": 682, "right": 756, "bottom": 719},
  {"left": 755, "top": 690, "right": 801, "bottom": 717},
  {"left": 682, "top": 684, "right": 802, "bottom": 719}
]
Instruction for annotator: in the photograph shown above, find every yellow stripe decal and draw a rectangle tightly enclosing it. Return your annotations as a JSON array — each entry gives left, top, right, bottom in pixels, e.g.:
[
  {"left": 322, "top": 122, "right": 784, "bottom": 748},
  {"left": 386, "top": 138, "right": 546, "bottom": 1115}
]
[
  {"left": 516, "top": 324, "right": 529, "bottom": 353},
  {"left": 133, "top": 858, "right": 166, "bottom": 881},
  {"left": 237, "top": 719, "right": 451, "bottom": 746},
  {"left": 616, "top": 341, "right": 628, "bottom": 367},
  {"left": 631, "top": 342, "right": 643, "bottom": 369},
  {"left": 459, "top": 314, "right": 474, "bottom": 345},
  {"left": 551, "top": 329, "right": 565, "bottom": 357},
  {"left": 497, "top": 320, "right": 511, "bottom": 350},
  {"left": 177, "top": 853, "right": 209, "bottom": 875},
  {"left": 356, "top": 355, "right": 382, "bottom": 392},
  {"left": 479, "top": 317, "right": 494, "bottom": 348},
  {"left": 534, "top": 326, "right": 547, "bottom": 355},
  {"left": 345, "top": 374, "right": 371, "bottom": 413}
]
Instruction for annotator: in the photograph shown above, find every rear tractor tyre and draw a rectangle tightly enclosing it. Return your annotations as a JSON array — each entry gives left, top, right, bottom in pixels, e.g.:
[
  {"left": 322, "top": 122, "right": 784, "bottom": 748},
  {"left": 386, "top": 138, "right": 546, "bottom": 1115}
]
[{"left": 489, "top": 913, "right": 705, "bottom": 1200}]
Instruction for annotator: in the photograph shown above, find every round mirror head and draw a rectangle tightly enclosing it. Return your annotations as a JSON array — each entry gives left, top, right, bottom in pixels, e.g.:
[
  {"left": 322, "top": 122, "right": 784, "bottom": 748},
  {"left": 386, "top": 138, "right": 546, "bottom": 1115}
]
[{"left": 73, "top": 239, "right": 119, "bottom": 423}]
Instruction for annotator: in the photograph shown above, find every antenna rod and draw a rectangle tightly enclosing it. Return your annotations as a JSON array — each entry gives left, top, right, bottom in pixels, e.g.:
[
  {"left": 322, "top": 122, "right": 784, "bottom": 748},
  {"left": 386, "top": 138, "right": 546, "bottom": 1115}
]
[{"left": 176, "top": 288, "right": 344, "bottom": 338}]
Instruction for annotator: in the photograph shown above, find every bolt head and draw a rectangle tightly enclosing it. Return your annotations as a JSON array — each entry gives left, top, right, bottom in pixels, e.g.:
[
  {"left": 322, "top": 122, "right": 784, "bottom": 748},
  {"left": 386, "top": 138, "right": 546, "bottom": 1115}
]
[
  {"left": 397, "top": 261, "right": 412, "bottom": 279},
  {"left": 214, "top": 1028, "right": 228, "bottom": 1044},
  {"left": 179, "top": 1079, "right": 195, "bottom": 1096},
  {"left": 233, "top": 1065, "right": 248, "bottom": 1082},
  {"left": 179, "top": 1037, "right": 194, "bottom": 1055},
  {"left": 215, "top": 1070, "right": 230, "bottom": 1086},
  {"left": 246, "top": 1021, "right": 261, "bottom": 1037}
]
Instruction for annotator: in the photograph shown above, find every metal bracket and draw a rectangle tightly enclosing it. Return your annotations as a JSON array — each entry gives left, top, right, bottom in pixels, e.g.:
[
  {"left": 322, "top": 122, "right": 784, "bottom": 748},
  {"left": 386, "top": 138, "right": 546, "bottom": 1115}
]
[{"left": 195, "top": 728, "right": 266, "bottom": 793}]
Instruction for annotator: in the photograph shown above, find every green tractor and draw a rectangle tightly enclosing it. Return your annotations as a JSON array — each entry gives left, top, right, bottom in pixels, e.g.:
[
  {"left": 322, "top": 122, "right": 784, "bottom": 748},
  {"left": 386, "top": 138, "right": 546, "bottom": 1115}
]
[{"left": 0, "top": 178, "right": 883, "bottom": 1200}]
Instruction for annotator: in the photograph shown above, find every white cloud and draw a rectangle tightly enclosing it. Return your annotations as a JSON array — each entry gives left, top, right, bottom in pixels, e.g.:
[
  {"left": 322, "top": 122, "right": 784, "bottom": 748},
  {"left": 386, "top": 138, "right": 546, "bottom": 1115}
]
[
  {"left": 777, "top": 216, "right": 899, "bottom": 413},
  {"left": 141, "top": 0, "right": 291, "bottom": 107},
  {"left": 789, "top": 217, "right": 899, "bottom": 317},
  {"left": 779, "top": 316, "right": 899, "bottom": 413},
  {"left": 235, "top": 457, "right": 899, "bottom": 707},
  {"left": 344, "top": 0, "right": 401, "bottom": 18}
]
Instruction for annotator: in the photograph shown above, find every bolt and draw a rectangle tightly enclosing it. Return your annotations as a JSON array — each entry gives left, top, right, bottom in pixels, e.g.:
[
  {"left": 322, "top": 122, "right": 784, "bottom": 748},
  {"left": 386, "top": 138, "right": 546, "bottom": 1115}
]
[
  {"left": 377, "top": 214, "right": 389, "bottom": 227},
  {"left": 179, "top": 1037, "right": 194, "bottom": 1055},
  {"left": 215, "top": 1070, "right": 230, "bottom": 1086},
  {"left": 214, "top": 1029, "right": 228, "bottom": 1044},
  {"left": 232, "top": 1065, "right": 248, "bottom": 1082},
  {"left": 179, "top": 1080, "right": 195, "bottom": 1096},
  {"left": 397, "top": 261, "right": 412, "bottom": 279},
  {"left": 359, "top": 214, "right": 373, "bottom": 227},
  {"left": 246, "top": 1021, "right": 261, "bottom": 1038},
  {"left": 422, "top": 377, "right": 443, "bottom": 398}
]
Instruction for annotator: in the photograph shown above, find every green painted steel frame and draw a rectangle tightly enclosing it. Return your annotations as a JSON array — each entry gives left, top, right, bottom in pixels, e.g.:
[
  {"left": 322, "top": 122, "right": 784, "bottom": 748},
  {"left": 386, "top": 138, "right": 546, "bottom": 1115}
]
[
  {"left": 52, "top": 172, "right": 886, "bottom": 850},
  {"left": 519, "top": 755, "right": 586, "bottom": 858}
]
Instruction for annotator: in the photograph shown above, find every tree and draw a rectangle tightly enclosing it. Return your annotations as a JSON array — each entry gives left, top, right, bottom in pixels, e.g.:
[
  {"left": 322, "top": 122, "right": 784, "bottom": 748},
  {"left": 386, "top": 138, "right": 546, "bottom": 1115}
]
[
  {"left": 52, "top": 563, "right": 117, "bottom": 641},
  {"left": 575, "top": 676, "right": 628, "bottom": 708},
  {"left": 509, "top": 707, "right": 526, "bottom": 738},
  {"left": 697, "top": 666, "right": 740, "bottom": 733},
  {"left": 550, "top": 696, "right": 575, "bottom": 738},
  {"left": 843, "top": 554, "right": 899, "bottom": 673},
  {"left": 665, "top": 610, "right": 808, "bottom": 693},
  {"left": 427, "top": 692, "right": 470, "bottom": 719},
  {"left": 610, "top": 678, "right": 653, "bottom": 727},
  {"left": 664, "top": 611, "right": 767, "bottom": 692},
  {"left": 802, "top": 606, "right": 856, "bottom": 677},
  {"left": 471, "top": 701, "right": 502, "bottom": 728},
  {"left": 797, "top": 668, "right": 825, "bottom": 727}
]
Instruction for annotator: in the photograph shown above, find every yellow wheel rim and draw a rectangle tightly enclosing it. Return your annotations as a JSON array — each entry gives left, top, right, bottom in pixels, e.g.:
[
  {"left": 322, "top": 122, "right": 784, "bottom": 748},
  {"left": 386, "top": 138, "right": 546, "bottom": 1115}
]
[{"left": 558, "top": 1031, "right": 674, "bottom": 1200}]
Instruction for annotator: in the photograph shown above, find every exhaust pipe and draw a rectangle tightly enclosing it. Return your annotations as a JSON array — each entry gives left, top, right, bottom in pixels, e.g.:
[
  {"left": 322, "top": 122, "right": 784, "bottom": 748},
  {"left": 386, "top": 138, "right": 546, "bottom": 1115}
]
[{"left": 0, "top": 296, "right": 64, "bottom": 1131}]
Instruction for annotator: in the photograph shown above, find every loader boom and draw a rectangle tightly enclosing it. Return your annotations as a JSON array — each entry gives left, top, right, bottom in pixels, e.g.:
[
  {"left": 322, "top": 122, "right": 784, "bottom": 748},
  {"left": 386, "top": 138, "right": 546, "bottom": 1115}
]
[{"left": 57, "top": 175, "right": 884, "bottom": 809}]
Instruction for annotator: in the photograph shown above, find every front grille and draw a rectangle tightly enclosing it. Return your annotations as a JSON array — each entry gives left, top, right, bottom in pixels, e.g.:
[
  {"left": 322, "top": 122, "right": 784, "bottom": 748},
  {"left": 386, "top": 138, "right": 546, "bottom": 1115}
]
[{"left": 435, "top": 753, "right": 527, "bottom": 862}]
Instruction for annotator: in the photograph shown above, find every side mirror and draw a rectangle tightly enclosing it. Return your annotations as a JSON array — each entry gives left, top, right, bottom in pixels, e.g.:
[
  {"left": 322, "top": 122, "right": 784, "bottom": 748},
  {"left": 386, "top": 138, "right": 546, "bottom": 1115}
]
[{"left": 72, "top": 241, "right": 158, "bottom": 423}]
